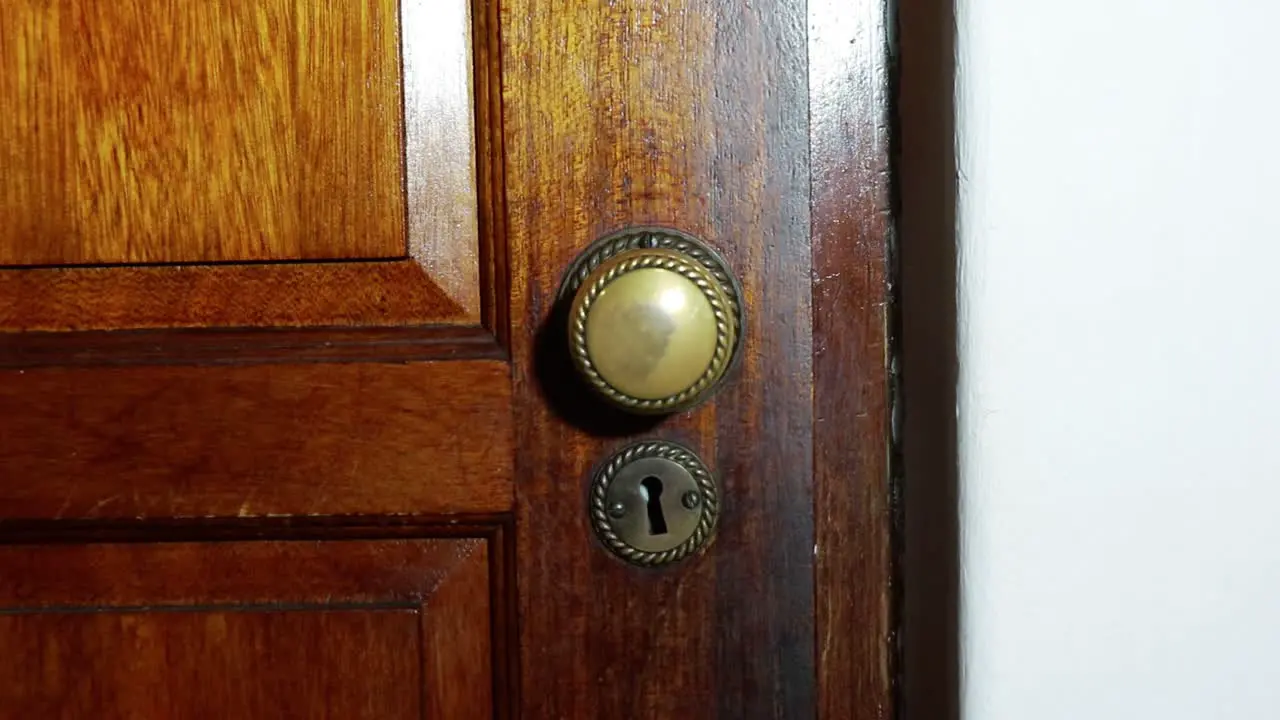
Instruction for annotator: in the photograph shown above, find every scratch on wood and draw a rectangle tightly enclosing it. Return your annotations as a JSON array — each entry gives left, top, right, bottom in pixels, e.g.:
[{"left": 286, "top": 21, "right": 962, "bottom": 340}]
[{"left": 86, "top": 495, "right": 122, "bottom": 517}]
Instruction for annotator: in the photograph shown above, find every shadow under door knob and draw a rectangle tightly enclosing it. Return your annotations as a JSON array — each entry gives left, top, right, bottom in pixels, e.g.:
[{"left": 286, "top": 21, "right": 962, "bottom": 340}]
[{"left": 559, "top": 228, "right": 744, "bottom": 414}]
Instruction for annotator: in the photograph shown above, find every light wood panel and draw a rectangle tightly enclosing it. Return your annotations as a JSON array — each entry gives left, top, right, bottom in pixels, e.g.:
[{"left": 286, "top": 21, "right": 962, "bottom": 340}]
[
  {"left": 0, "top": 0, "right": 493, "bottom": 335},
  {"left": 0, "top": 326, "right": 502, "bottom": 369},
  {"left": 0, "top": 0, "right": 405, "bottom": 266}
]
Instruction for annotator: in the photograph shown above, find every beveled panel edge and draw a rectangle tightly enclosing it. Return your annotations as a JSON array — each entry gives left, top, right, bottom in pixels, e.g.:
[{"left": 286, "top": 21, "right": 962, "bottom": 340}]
[
  {"left": 0, "top": 515, "right": 512, "bottom": 617},
  {"left": 0, "top": 325, "right": 506, "bottom": 370},
  {"left": 404, "top": 0, "right": 482, "bottom": 321},
  {"left": 420, "top": 540, "right": 495, "bottom": 720},
  {"left": 0, "top": 260, "right": 467, "bottom": 333},
  {"left": 0, "top": 537, "right": 486, "bottom": 608}
]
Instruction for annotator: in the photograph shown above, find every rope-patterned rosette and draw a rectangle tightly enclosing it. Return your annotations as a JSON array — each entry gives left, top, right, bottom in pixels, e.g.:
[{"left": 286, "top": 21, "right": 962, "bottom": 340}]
[{"left": 588, "top": 441, "right": 720, "bottom": 567}]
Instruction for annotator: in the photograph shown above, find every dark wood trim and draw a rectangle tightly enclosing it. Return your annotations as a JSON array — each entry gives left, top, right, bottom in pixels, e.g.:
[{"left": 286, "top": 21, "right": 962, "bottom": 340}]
[
  {"left": 810, "top": 0, "right": 898, "bottom": 719},
  {"left": 0, "top": 515, "right": 514, "bottom": 546},
  {"left": 472, "top": 0, "right": 511, "bottom": 351},
  {"left": 488, "top": 520, "right": 519, "bottom": 720},
  {"left": 0, "top": 325, "right": 506, "bottom": 369},
  {"left": 505, "top": 0, "right": 819, "bottom": 716}
]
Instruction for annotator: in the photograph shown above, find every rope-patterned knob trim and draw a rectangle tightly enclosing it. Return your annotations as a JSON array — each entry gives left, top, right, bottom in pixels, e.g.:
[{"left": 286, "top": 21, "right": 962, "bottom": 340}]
[
  {"left": 558, "top": 227, "right": 744, "bottom": 327},
  {"left": 570, "top": 250, "right": 734, "bottom": 413},
  {"left": 589, "top": 441, "right": 720, "bottom": 567},
  {"left": 561, "top": 228, "right": 744, "bottom": 414}
]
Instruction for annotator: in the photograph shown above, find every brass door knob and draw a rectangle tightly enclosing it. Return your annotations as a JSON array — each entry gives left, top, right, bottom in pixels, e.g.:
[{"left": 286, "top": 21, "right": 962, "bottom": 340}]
[{"left": 559, "top": 228, "right": 744, "bottom": 414}]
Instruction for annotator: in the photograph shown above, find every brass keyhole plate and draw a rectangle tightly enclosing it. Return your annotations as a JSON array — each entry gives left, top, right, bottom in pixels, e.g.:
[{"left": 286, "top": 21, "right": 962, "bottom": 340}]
[{"left": 589, "top": 440, "right": 719, "bottom": 567}]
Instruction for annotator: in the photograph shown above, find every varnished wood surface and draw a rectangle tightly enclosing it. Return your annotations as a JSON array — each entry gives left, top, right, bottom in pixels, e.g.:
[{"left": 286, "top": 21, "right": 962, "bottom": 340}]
[
  {"left": 471, "top": 0, "right": 511, "bottom": 344},
  {"left": 0, "top": 537, "right": 494, "bottom": 719},
  {"left": 0, "top": 0, "right": 501, "bottom": 336},
  {"left": 0, "top": 326, "right": 504, "bottom": 370},
  {"left": 810, "top": 0, "right": 897, "bottom": 718},
  {"left": 0, "top": 611, "right": 422, "bottom": 719},
  {"left": 0, "top": 361, "right": 513, "bottom": 519},
  {"left": 0, "top": 538, "right": 480, "bottom": 606},
  {"left": 0, "top": 261, "right": 468, "bottom": 332},
  {"left": 0, "top": 0, "right": 404, "bottom": 266},
  {"left": 404, "top": 0, "right": 482, "bottom": 318},
  {"left": 0, "top": 0, "right": 893, "bottom": 714},
  {"left": 420, "top": 539, "right": 496, "bottom": 719},
  {"left": 504, "top": 0, "right": 816, "bottom": 717}
]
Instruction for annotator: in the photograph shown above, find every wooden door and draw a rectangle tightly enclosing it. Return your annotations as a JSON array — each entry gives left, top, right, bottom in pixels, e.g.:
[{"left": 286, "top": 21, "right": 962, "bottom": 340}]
[{"left": 0, "top": 0, "right": 893, "bottom": 718}]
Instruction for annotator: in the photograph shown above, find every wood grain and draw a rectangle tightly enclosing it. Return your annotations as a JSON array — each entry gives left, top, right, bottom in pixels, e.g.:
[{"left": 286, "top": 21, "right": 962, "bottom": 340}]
[
  {"left": 0, "top": 326, "right": 504, "bottom": 370},
  {"left": 421, "top": 540, "right": 494, "bottom": 719},
  {"left": 472, "top": 0, "right": 511, "bottom": 345},
  {"left": 0, "top": 0, "right": 894, "bottom": 715},
  {"left": 0, "top": 361, "right": 513, "bottom": 519},
  {"left": 503, "top": 0, "right": 816, "bottom": 717},
  {"left": 0, "top": 261, "right": 467, "bottom": 332},
  {"left": 811, "top": 1, "right": 897, "bottom": 718},
  {"left": 0, "top": 537, "right": 494, "bottom": 719},
  {"left": 0, "top": 611, "right": 422, "bottom": 719},
  {"left": 0, "top": 539, "right": 479, "bottom": 607},
  {"left": 0, "top": 0, "right": 404, "bottom": 266}
]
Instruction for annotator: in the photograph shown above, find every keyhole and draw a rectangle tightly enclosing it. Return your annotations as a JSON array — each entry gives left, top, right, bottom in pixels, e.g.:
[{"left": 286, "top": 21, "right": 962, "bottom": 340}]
[{"left": 639, "top": 476, "right": 668, "bottom": 536}]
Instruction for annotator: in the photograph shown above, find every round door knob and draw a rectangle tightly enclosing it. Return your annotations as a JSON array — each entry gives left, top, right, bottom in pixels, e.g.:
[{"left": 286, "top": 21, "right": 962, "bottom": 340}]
[{"left": 560, "top": 228, "right": 744, "bottom": 414}]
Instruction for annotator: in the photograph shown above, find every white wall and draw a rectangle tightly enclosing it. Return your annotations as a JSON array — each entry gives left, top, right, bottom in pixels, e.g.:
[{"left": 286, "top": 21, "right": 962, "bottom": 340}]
[{"left": 957, "top": 0, "right": 1280, "bottom": 718}]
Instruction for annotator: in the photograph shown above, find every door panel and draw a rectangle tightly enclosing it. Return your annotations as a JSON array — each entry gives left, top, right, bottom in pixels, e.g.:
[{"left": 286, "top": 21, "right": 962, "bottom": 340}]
[
  {"left": 0, "top": 0, "right": 489, "bottom": 332},
  {"left": 0, "top": 537, "right": 494, "bottom": 719}
]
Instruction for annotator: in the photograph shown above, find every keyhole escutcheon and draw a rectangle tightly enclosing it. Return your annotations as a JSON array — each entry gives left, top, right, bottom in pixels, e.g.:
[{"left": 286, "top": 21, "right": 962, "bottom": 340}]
[{"left": 592, "top": 441, "right": 719, "bottom": 565}]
